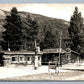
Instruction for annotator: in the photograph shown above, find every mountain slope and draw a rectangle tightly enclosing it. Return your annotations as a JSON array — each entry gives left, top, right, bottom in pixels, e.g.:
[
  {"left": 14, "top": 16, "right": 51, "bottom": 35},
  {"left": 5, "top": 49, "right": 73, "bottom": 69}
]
[{"left": 0, "top": 9, "right": 69, "bottom": 49}]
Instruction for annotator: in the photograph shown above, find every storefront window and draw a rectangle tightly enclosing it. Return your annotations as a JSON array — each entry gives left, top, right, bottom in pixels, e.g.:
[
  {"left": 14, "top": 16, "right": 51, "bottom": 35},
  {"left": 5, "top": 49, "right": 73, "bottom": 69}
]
[
  {"left": 20, "top": 57, "right": 24, "bottom": 61},
  {"left": 27, "top": 57, "right": 30, "bottom": 61},
  {"left": 38, "top": 57, "right": 40, "bottom": 60},
  {"left": 12, "top": 57, "right": 17, "bottom": 61}
]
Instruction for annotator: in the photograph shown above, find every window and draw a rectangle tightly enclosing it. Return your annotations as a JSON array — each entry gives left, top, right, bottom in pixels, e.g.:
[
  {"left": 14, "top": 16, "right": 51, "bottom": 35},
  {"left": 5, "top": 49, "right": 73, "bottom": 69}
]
[
  {"left": 12, "top": 57, "right": 17, "bottom": 61},
  {"left": 27, "top": 57, "right": 30, "bottom": 61},
  {"left": 20, "top": 57, "right": 24, "bottom": 61},
  {"left": 67, "top": 55, "right": 70, "bottom": 60},
  {"left": 38, "top": 57, "right": 40, "bottom": 60}
]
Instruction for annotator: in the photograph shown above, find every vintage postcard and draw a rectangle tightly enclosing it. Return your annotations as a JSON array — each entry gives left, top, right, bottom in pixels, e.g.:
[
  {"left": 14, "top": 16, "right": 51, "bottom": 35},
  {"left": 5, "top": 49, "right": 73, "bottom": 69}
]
[{"left": 0, "top": 4, "right": 84, "bottom": 81}]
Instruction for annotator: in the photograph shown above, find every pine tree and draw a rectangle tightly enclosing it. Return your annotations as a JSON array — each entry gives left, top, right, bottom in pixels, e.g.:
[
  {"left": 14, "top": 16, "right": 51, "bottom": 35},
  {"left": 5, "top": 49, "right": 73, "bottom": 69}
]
[
  {"left": 68, "top": 7, "right": 83, "bottom": 53},
  {"left": 41, "top": 28, "right": 59, "bottom": 49},
  {"left": 2, "top": 7, "right": 23, "bottom": 51},
  {"left": 26, "top": 15, "right": 39, "bottom": 51}
]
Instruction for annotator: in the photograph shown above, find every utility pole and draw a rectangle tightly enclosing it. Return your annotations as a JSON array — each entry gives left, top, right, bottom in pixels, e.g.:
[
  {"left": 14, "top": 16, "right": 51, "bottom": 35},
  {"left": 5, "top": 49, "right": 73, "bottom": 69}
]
[
  {"left": 35, "top": 39, "right": 37, "bottom": 49},
  {"left": 59, "top": 31, "right": 62, "bottom": 66},
  {"left": 8, "top": 40, "right": 9, "bottom": 49},
  {"left": 34, "top": 39, "right": 38, "bottom": 70},
  {"left": 8, "top": 40, "right": 10, "bottom": 51}
]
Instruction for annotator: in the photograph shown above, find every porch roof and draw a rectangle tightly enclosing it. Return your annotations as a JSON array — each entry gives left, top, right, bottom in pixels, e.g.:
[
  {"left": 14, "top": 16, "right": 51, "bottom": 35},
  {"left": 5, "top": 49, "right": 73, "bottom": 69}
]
[
  {"left": 71, "top": 50, "right": 80, "bottom": 55},
  {"left": 43, "top": 48, "right": 66, "bottom": 54},
  {"left": 0, "top": 51, "right": 43, "bottom": 55}
]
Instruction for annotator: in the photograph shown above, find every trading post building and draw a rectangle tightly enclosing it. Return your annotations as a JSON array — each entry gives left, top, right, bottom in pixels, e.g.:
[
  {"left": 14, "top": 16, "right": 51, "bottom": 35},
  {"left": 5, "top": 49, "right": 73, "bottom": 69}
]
[{"left": 0, "top": 48, "right": 79, "bottom": 67}]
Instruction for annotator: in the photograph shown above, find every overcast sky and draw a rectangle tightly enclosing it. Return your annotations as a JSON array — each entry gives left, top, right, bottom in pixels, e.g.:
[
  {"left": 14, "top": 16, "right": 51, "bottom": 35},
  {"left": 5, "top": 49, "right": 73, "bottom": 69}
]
[{"left": 0, "top": 4, "right": 84, "bottom": 21}]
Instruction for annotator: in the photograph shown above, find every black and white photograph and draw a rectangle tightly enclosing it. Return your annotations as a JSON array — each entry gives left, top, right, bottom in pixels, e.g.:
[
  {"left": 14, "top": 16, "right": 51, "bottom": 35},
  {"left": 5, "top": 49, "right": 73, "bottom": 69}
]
[{"left": 0, "top": 4, "right": 83, "bottom": 81}]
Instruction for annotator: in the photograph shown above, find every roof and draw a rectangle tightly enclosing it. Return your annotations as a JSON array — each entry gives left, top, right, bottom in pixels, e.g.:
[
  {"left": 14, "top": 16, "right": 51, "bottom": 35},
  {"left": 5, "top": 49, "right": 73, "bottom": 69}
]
[
  {"left": 71, "top": 50, "right": 80, "bottom": 55},
  {"left": 43, "top": 48, "right": 66, "bottom": 54},
  {"left": 0, "top": 49, "right": 79, "bottom": 55},
  {"left": 0, "top": 51, "right": 43, "bottom": 55},
  {"left": 66, "top": 48, "right": 80, "bottom": 55}
]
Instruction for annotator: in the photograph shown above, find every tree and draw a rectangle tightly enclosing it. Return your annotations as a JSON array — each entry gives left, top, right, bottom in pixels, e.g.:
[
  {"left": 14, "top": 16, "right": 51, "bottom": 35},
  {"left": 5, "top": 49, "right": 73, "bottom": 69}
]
[
  {"left": 40, "top": 28, "right": 59, "bottom": 49},
  {"left": 68, "top": 7, "right": 83, "bottom": 53},
  {"left": 26, "top": 15, "right": 39, "bottom": 51},
  {"left": 2, "top": 7, "right": 23, "bottom": 51}
]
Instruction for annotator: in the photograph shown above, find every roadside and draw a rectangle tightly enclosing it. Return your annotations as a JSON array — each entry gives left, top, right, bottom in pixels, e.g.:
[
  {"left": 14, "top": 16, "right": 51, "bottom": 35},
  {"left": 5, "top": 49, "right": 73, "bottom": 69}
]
[
  {"left": 1, "top": 70, "right": 84, "bottom": 81},
  {"left": 0, "top": 65, "right": 69, "bottom": 79},
  {"left": 0, "top": 63, "right": 84, "bottom": 80}
]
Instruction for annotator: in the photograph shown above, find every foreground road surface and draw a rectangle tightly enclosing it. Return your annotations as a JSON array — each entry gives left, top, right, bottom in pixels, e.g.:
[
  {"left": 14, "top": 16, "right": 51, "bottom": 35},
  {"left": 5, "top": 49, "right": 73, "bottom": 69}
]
[
  {"left": 0, "top": 63, "right": 84, "bottom": 80},
  {"left": 0, "top": 65, "right": 68, "bottom": 79},
  {"left": 1, "top": 70, "right": 84, "bottom": 81}
]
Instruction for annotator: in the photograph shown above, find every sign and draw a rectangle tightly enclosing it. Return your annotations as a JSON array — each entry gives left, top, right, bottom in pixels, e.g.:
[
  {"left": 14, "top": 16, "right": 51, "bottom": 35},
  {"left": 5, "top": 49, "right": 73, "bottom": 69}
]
[
  {"left": 66, "top": 48, "right": 71, "bottom": 53},
  {"left": 43, "top": 48, "right": 65, "bottom": 53},
  {"left": 49, "top": 65, "right": 56, "bottom": 69},
  {"left": 49, "top": 62, "right": 59, "bottom": 69},
  {"left": 43, "top": 49, "right": 59, "bottom": 53}
]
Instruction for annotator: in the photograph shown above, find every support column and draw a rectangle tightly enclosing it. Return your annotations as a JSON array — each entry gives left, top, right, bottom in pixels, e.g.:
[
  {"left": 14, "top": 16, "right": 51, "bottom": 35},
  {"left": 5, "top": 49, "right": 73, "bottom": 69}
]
[
  {"left": 77, "top": 55, "right": 80, "bottom": 66},
  {"left": 25, "top": 56, "right": 27, "bottom": 64},
  {"left": 17, "top": 55, "right": 19, "bottom": 63},
  {"left": 34, "top": 55, "right": 38, "bottom": 70}
]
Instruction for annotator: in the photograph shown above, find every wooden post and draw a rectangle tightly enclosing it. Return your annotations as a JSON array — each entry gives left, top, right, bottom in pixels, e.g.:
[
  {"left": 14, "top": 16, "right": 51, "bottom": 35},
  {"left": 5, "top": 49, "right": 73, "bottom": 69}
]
[
  {"left": 17, "top": 55, "right": 19, "bottom": 63},
  {"left": 77, "top": 55, "right": 80, "bottom": 66},
  {"left": 25, "top": 56, "right": 27, "bottom": 64},
  {"left": 55, "top": 62, "right": 59, "bottom": 75},
  {"left": 48, "top": 61, "right": 50, "bottom": 74},
  {"left": 57, "top": 63, "right": 59, "bottom": 75},
  {"left": 55, "top": 63, "right": 57, "bottom": 74}
]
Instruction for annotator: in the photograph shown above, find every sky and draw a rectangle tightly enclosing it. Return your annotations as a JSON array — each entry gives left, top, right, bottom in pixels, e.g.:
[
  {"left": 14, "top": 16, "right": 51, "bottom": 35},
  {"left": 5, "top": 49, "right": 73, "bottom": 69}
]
[
  {"left": 0, "top": 0, "right": 84, "bottom": 3},
  {"left": 0, "top": 4, "right": 84, "bottom": 21}
]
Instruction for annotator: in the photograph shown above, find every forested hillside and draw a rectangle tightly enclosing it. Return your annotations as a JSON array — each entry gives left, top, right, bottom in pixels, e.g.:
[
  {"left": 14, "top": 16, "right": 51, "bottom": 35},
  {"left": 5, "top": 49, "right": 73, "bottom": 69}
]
[{"left": 0, "top": 9, "right": 69, "bottom": 51}]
